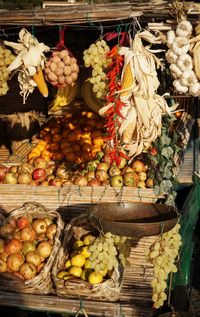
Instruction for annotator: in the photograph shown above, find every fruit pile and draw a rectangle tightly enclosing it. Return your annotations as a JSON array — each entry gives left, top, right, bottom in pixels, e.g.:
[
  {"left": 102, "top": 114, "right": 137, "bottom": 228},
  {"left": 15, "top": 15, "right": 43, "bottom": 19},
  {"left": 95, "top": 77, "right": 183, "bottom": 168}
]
[
  {"left": 28, "top": 111, "right": 105, "bottom": 164},
  {"left": 0, "top": 214, "right": 57, "bottom": 280},
  {"left": 44, "top": 49, "right": 79, "bottom": 87},
  {"left": 57, "top": 231, "right": 131, "bottom": 285}
]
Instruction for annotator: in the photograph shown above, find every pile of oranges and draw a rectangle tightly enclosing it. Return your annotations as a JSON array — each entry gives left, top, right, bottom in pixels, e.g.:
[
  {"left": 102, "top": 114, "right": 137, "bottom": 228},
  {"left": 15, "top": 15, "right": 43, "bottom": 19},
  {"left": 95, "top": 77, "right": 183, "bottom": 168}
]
[{"left": 28, "top": 111, "right": 106, "bottom": 164}]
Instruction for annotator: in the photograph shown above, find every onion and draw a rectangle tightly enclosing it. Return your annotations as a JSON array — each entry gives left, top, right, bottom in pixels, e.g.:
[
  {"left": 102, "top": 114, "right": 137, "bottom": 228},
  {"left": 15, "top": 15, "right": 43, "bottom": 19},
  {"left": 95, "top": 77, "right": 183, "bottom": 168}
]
[{"left": 0, "top": 164, "right": 7, "bottom": 181}]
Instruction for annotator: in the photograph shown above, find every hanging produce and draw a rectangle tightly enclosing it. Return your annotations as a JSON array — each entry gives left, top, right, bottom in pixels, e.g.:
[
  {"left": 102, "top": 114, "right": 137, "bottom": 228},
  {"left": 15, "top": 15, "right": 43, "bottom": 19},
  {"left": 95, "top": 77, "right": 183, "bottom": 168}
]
[
  {"left": 0, "top": 45, "right": 15, "bottom": 96},
  {"left": 166, "top": 1, "right": 200, "bottom": 96},
  {"left": 100, "top": 30, "right": 173, "bottom": 160},
  {"left": 4, "top": 28, "right": 50, "bottom": 103},
  {"left": 48, "top": 85, "right": 78, "bottom": 113},
  {"left": 146, "top": 223, "right": 182, "bottom": 309},
  {"left": 83, "top": 39, "right": 111, "bottom": 99},
  {"left": 44, "top": 27, "right": 79, "bottom": 88}
]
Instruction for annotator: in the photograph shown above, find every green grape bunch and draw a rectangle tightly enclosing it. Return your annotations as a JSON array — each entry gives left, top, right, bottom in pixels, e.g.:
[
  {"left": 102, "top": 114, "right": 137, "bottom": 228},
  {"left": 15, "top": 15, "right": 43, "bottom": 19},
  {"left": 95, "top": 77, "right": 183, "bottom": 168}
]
[{"left": 146, "top": 223, "right": 182, "bottom": 309}]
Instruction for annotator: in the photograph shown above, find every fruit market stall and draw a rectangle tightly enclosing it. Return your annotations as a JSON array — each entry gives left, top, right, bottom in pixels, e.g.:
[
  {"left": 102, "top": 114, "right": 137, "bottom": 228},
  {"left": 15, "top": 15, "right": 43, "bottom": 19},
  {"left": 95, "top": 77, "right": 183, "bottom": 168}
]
[{"left": 0, "top": 1, "right": 200, "bottom": 316}]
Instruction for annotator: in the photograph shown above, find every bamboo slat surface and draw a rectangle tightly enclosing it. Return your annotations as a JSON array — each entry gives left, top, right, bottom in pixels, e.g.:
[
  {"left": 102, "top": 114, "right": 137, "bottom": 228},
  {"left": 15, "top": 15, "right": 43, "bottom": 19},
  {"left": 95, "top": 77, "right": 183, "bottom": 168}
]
[{"left": 0, "top": 235, "right": 156, "bottom": 317}]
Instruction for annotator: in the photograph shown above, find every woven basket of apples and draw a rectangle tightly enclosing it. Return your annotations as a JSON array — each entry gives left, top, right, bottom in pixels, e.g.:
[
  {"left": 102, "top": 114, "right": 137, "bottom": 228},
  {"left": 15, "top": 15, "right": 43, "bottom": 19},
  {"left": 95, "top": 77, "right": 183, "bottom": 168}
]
[
  {"left": 0, "top": 202, "right": 64, "bottom": 294},
  {"left": 52, "top": 214, "right": 131, "bottom": 301}
]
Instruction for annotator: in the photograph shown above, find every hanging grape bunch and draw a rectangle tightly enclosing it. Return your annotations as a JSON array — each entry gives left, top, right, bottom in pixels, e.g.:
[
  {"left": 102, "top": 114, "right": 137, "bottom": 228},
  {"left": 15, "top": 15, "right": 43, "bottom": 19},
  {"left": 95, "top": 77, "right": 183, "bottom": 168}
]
[
  {"left": 146, "top": 223, "right": 182, "bottom": 309},
  {"left": 83, "top": 39, "right": 111, "bottom": 99},
  {"left": 0, "top": 45, "right": 15, "bottom": 96}
]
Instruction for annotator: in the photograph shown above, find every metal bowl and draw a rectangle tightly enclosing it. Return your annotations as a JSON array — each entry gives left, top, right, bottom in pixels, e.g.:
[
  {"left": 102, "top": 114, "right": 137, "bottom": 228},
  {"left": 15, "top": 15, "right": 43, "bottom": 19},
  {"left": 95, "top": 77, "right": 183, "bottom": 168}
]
[
  {"left": 89, "top": 202, "right": 177, "bottom": 222},
  {"left": 89, "top": 208, "right": 179, "bottom": 237}
]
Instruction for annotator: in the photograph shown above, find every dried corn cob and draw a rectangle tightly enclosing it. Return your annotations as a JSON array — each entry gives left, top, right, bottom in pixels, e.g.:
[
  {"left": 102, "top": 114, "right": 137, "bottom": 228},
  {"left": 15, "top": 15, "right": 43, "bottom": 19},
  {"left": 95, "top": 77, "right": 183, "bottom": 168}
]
[
  {"left": 120, "top": 62, "right": 134, "bottom": 97},
  {"left": 33, "top": 67, "right": 48, "bottom": 97}
]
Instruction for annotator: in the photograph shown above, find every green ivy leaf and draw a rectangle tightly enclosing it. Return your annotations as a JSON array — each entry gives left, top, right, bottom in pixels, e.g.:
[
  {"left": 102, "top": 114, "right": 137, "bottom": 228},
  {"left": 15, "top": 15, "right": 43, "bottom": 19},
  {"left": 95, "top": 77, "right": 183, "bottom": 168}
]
[
  {"left": 161, "top": 147, "right": 174, "bottom": 159},
  {"left": 160, "top": 134, "right": 171, "bottom": 146}
]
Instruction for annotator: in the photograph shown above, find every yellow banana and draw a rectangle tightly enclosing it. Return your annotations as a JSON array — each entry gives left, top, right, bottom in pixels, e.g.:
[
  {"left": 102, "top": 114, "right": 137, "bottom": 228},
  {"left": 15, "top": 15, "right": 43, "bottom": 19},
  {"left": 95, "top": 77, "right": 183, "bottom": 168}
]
[
  {"left": 48, "top": 85, "right": 77, "bottom": 112},
  {"left": 81, "top": 79, "right": 103, "bottom": 114}
]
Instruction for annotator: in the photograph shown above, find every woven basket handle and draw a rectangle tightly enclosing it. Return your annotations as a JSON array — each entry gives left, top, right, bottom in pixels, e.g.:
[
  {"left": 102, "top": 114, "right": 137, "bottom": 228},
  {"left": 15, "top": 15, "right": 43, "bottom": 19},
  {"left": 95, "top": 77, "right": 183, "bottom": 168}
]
[{"left": 22, "top": 202, "right": 49, "bottom": 213}]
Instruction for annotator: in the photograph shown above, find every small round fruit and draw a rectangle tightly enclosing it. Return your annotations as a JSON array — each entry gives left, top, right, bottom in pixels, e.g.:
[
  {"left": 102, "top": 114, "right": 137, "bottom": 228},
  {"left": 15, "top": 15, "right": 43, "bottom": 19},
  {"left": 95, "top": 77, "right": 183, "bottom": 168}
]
[
  {"left": 17, "top": 216, "right": 30, "bottom": 230},
  {"left": 32, "top": 218, "right": 48, "bottom": 234},
  {"left": 22, "top": 241, "right": 36, "bottom": 256},
  {"left": 0, "top": 259, "right": 7, "bottom": 272},
  {"left": 88, "top": 271, "right": 103, "bottom": 284},
  {"left": 71, "top": 254, "right": 86, "bottom": 267},
  {"left": 79, "top": 246, "right": 91, "bottom": 258},
  {"left": 37, "top": 241, "right": 52, "bottom": 258},
  {"left": 4, "top": 238, "right": 22, "bottom": 255},
  {"left": 84, "top": 259, "right": 92, "bottom": 269},
  {"left": 45, "top": 223, "right": 57, "bottom": 240},
  {"left": 132, "top": 160, "right": 145, "bottom": 173},
  {"left": 0, "top": 223, "right": 15, "bottom": 238},
  {"left": 82, "top": 234, "right": 95, "bottom": 246},
  {"left": 26, "top": 251, "right": 42, "bottom": 267},
  {"left": 57, "top": 270, "right": 70, "bottom": 279},
  {"left": 146, "top": 178, "right": 154, "bottom": 188},
  {"left": 65, "top": 259, "right": 71, "bottom": 269},
  {"left": 7, "top": 253, "right": 24, "bottom": 272},
  {"left": 20, "top": 227, "right": 36, "bottom": 241},
  {"left": 20, "top": 262, "right": 37, "bottom": 280},
  {"left": 68, "top": 265, "right": 82, "bottom": 277},
  {"left": 80, "top": 268, "right": 93, "bottom": 281},
  {"left": 73, "top": 239, "right": 84, "bottom": 250}
]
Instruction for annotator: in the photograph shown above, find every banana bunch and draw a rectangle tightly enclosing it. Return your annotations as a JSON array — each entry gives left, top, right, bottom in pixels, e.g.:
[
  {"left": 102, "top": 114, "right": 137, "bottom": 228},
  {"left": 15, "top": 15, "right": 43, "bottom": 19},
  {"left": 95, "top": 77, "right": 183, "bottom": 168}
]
[
  {"left": 49, "top": 85, "right": 77, "bottom": 112},
  {"left": 81, "top": 79, "right": 104, "bottom": 114}
]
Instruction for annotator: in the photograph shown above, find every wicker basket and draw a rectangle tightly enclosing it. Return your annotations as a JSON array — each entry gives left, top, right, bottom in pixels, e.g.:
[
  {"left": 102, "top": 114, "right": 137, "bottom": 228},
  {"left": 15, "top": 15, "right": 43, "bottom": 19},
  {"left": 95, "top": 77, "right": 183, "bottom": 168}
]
[
  {"left": 0, "top": 202, "right": 64, "bottom": 294},
  {"left": 52, "top": 214, "right": 124, "bottom": 301}
]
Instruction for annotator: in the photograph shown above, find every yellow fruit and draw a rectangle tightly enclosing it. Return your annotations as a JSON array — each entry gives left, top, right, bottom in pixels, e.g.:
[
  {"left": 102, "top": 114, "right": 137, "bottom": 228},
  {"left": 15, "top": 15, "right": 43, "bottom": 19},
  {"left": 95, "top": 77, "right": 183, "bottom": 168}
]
[
  {"left": 78, "top": 246, "right": 91, "bottom": 258},
  {"left": 71, "top": 254, "right": 86, "bottom": 267},
  {"left": 83, "top": 234, "right": 96, "bottom": 246},
  {"left": 80, "top": 268, "right": 93, "bottom": 281},
  {"left": 84, "top": 259, "right": 91, "bottom": 269},
  {"left": 73, "top": 239, "right": 84, "bottom": 250},
  {"left": 57, "top": 271, "right": 69, "bottom": 279},
  {"left": 88, "top": 271, "right": 103, "bottom": 285},
  {"left": 63, "top": 274, "right": 73, "bottom": 280},
  {"left": 65, "top": 259, "right": 71, "bottom": 269},
  {"left": 68, "top": 266, "right": 82, "bottom": 278}
]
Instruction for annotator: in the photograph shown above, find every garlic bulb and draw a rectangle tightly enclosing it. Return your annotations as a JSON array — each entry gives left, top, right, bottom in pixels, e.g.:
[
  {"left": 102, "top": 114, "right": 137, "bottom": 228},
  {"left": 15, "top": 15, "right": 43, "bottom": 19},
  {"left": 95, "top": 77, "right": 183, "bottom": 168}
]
[
  {"left": 166, "top": 49, "right": 178, "bottom": 64},
  {"left": 166, "top": 30, "right": 176, "bottom": 48},
  {"left": 176, "top": 20, "right": 193, "bottom": 38},
  {"left": 181, "top": 70, "right": 198, "bottom": 86},
  {"left": 189, "top": 82, "right": 200, "bottom": 96},
  {"left": 177, "top": 54, "right": 193, "bottom": 72},
  {"left": 170, "top": 64, "right": 182, "bottom": 78},
  {"left": 173, "top": 79, "right": 188, "bottom": 93},
  {"left": 172, "top": 37, "right": 190, "bottom": 55}
]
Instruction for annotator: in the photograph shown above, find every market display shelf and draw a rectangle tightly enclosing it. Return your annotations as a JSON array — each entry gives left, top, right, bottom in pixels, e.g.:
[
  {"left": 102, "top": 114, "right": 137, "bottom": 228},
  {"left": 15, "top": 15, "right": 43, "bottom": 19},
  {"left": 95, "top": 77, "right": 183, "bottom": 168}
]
[{"left": 0, "top": 236, "right": 156, "bottom": 317}]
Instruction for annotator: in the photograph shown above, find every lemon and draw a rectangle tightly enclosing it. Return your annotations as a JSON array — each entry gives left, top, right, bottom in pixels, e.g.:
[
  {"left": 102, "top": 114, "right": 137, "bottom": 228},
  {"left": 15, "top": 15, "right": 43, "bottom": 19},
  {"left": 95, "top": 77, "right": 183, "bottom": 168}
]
[
  {"left": 68, "top": 265, "right": 82, "bottom": 278},
  {"left": 84, "top": 259, "right": 91, "bottom": 269},
  {"left": 73, "top": 239, "right": 84, "bottom": 250},
  {"left": 71, "top": 254, "right": 86, "bottom": 267},
  {"left": 79, "top": 246, "right": 91, "bottom": 258},
  {"left": 65, "top": 259, "right": 71, "bottom": 269},
  {"left": 57, "top": 271, "right": 69, "bottom": 279},
  {"left": 83, "top": 234, "right": 95, "bottom": 246},
  {"left": 80, "top": 268, "right": 93, "bottom": 281},
  {"left": 88, "top": 271, "right": 103, "bottom": 284}
]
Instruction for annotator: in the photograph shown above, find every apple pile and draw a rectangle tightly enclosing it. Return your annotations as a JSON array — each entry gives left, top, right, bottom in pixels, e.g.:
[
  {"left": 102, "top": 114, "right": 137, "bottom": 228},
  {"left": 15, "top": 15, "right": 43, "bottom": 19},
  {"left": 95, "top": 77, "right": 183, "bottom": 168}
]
[{"left": 0, "top": 214, "right": 57, "bottom": 280}]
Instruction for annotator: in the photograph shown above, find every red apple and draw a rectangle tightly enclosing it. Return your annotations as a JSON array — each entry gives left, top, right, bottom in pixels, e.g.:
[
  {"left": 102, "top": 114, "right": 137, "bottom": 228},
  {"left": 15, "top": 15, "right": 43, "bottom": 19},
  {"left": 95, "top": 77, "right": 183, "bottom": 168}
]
[
  {"left": 46, "top": 224, "right": 57, "bottom": 240},
  {"left": 32, "top": 168, "right": 46, "bottom": 182},
  {"left": 17, "top": 216, "right": 30, "bottom": 230},
  {"left": 149, "top": 147, "right": 157, "bottom": 156},
  {"left": 88, "top": 178, "right": 101, "bottom": 186},
  {"left": 132, "top": 160, "right": 145, "bottom": 173},
  {"left": 37, "top": 241, "right": 52, "bottom": 258},
  {"left": 33, "top": 156, "right": 47, "bottom": 169},
  {"left": 7, "top": 253, "right": 24, "bottom": 272},
  {"left": 5, "top": 238, "right": 22, "bottom": 255},
  {"left": 20, "top": 262, "right": 37, "bottom": 280},
  {"left": 26, "top": 251, "right": 42, "bottom": 267},
  {"left": 17, "top": 172, "right": 32, "bottom": 184},
  {"left": 0, "top": 258, "right": 7, "bottom": 272},
  {"left": 22, "top": 241, "right": 36, "bottom": 256},
  {"left": 0, "top": 238, "right": 5, "bottom": 253},
  {"left": 20, "top": 227, "right": 36, "bottom": 241},
  {"left": 32, "top": 218, "right": 47, "bottom": 234},
  {"left": 0, "top": 164, "right": 7, "bottom": 181},
  {"left": 110, "top": 175, "right": 123, "bottom": 188},
  {"left": 95, "top": 170, "right": 108, "bottom": 182},
  {"left": 4, "top": 172, "right": 18, "bottom": 184}
]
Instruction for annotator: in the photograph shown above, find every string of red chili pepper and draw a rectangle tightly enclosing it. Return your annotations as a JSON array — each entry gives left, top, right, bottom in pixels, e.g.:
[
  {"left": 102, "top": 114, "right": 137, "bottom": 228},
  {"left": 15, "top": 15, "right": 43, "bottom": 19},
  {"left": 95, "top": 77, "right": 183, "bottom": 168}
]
[{"left": 104, "top": 45, "right": 128, "bottom": 166}]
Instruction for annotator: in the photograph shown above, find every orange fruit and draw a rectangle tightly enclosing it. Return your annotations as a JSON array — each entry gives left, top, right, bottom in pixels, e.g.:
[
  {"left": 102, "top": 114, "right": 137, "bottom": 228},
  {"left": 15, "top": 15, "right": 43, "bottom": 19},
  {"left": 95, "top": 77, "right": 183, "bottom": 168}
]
[
  {"left": 72, "top": 143, "right": 81, "bottom": 152},
  {"left": 51, "top": 127, "right": 61, "bottom": 135},
  {"left": 52, "top": 134, "right": 62, "bottom": 143},
  {"left": 82, "top": 151, "right": 92, "bottom": 161},
  {"left": 62, "top": 146, "right": 73, "bottom": 155},
  {"left": 48, "top": 142, "right": 60, "bottom": 152},
  {"left": 43, "top": 132, "right": 52, "bottom": 143},
  {"left": 61, "top": 129, "right": 70, "bottom": 138},
  {"left": 64, "top": 152, "right": 77, "bottom": 162},
  {"left": 93, "top": 137, "right": 104, "bottom": 147},
  {"left": 82, "top": 143, "right": 92, "bottom": 153},
  {"left": 67, "top": 130, "right": 81, "bottom": 142},
  {"left": 60, "top": 141, "right": 71, "bottom": 150},
  {"left": 91, "top": 130, "right": 102, "bottom": 138},
  {"left": 51, "top": 151, "right": 64, "bottom": 161},
  {"left": 87, "top": 119, "right": 96, "bottom": 127}
]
